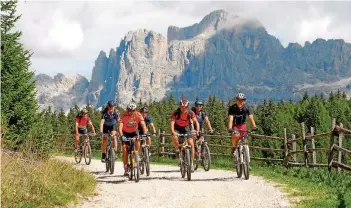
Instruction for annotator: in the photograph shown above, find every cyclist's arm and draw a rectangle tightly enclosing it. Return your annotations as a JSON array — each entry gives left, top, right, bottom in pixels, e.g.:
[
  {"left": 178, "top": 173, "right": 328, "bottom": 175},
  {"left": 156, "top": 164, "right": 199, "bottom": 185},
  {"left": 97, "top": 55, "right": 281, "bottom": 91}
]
[
  {"left": 150, "top": 122, "right": 156, "bottom": 134},
  {"left": 204, "top": 116, "right": 213, "bottom": 131},
  {"left": 170, "top": 120, "right": 175, "bottom": 135},
  {"left": 118, "top": 122, "right": 123, "bottom": 136},
  {"left": 248, "top": 115, "right": 256, "bottom": 129},
  {"left": 140, "top": 120, "right": 148, "bottom": 135},
  {"left": 192, "top": 117, "right": 200, "bottom": 134},
  {"left": 88, "top": 119, "right": 96, "bottom": 134},
  {"left": 228, "top": 115, "right": 234, "bottom": 129},
  {"left": 99, "top": 119, "right": 104, "bottom": 133},
  {"left": 75, "top": 122, "right": 79, "bottom": 134}
]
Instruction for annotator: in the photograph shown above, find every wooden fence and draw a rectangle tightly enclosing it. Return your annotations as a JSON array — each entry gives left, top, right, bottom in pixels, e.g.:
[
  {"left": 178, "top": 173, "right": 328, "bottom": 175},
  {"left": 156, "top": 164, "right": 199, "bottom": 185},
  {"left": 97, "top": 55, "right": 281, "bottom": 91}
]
[{"left": 49, "top": 118, "right": 350, "bottom": 172}]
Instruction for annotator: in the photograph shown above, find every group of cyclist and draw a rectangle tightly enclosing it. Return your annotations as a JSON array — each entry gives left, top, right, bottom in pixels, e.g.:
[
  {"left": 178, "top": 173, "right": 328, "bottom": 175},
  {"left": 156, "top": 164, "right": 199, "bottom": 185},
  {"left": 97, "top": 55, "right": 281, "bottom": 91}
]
[{"left": 74, "top": 92, "right": 257, "bottom": 175}]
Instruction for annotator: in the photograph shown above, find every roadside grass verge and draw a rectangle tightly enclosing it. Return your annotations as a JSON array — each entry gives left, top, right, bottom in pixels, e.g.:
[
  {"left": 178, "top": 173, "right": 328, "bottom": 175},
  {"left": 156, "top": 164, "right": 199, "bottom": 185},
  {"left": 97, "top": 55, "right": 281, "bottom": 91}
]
[{"left": 1, "top": 152, "right": 96, "bottom": 208}]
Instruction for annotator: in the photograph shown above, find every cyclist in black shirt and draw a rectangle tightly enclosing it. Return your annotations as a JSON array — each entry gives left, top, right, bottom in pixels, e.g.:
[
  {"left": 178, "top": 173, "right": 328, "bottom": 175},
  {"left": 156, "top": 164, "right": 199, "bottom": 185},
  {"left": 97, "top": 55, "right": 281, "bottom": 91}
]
[{"left": 228, "top": 93, "right": 257, "bottom": 153}]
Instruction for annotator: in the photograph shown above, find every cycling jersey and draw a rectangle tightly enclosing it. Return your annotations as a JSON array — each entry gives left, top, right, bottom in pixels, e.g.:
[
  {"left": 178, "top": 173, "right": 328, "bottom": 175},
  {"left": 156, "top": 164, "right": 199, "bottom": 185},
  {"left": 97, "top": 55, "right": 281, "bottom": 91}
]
[
  {"left": 171, "top": 109, "right": 195, "bottom": 128},
  {"left": 228, "top": 104, "right": 252, "bottom": 125},
  {"left": 121, "top": 112, "right": 144, "bottom": 133},
  {"left": 101, "top": 108, "right": 121, "bottom": 126},
  {"left": 191, "top": 107, "right": 207, "bottom": 128},
  {"left": 138, "top": 114, "right": 153, "bottom": 133},
  {"left": 75, "top": 116, "right": 91, "bottom": 128}
]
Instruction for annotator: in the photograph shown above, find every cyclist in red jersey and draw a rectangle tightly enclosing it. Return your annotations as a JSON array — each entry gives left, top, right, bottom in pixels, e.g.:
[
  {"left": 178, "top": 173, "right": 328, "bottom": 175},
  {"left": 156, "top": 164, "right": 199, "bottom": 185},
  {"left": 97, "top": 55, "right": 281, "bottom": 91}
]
[
  {"left": 170, "top": 98, "right": 200, "bottom": 172},
  {"left": 75, "top": 108, "right": 96, "bottom": 153},
  {"left": 119, "top": 102, "right": 148, "bottom": 176}
]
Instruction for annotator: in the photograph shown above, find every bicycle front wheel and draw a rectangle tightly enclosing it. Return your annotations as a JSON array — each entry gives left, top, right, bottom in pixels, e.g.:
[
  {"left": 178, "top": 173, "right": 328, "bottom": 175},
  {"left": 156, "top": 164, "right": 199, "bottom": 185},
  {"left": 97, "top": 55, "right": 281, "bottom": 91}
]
[
  {"left": 129, "top": 154, "right": 134, "bottom": 181},
  {"left": 180, "top": 151, "right": 186, "bottom": 178},
  {"left": 109, "top": 147, "right": 115, "bottom": 174},
  {"left": 134, "top": 152, "right": 140, "bottom": 183},
  {"left": 243, "top": 146, "right": 250, "bottom": 180},
  {"left": 139, "top": 149, "right": 145, "bottom": 175},
  {"left": 144, "top": 147, "right": 150, "bottom": 176},
  {"left": 84, "top": 142, "right": 92, "bottom": 165},
  {"left": 202, "top": 143, "right": 211, "bottom": 171},
  {"left": 234, "top": 149, "right": 242, "bottom": 178},
  {"left": 75, "top": 146, "right": 82, "bottom": 164},
  {"left": 185, "top": 148, "right": 191, "bottom": 181}
]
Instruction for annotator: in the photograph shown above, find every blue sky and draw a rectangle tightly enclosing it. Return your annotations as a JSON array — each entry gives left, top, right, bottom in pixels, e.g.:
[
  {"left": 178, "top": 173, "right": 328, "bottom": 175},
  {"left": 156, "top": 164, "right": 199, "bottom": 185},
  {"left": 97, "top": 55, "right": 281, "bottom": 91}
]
[{"left": 17, "top": 1, "right": 351, "bottom": 79}]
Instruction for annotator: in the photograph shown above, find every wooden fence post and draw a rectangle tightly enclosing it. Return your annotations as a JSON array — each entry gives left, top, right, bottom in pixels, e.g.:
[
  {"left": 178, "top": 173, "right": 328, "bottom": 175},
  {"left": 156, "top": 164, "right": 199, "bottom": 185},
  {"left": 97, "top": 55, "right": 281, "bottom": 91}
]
[
  {"left": 284, "top": 128, "right": 288, "bottom": 158},
  {"left": 301, "top": 122, "right": 308, "bottom": 167},
  {"left": 311, "top": 127, "right": 316, "bottom": 166},
  {"left": 338, "top": 123, "right": 343, "bottom": 173},
  {"left": 292, "top": 134, "right": 296, "bottom": 162},
  {"left": 161, "top": 131, "right": 165, "bottom": 155},
  {"left": 157, "top": 129, "right": 161, "bottom": 155},
  {"left": 328, "top": 118, "right": 336, "bottom": 171}
]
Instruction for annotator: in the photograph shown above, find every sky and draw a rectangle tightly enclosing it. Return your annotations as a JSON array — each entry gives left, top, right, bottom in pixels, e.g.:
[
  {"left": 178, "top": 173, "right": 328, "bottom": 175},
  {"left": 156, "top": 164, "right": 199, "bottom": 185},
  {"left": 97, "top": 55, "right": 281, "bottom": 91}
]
[{"left": 16, "top": 1, "right": 351, "bottom": 79}]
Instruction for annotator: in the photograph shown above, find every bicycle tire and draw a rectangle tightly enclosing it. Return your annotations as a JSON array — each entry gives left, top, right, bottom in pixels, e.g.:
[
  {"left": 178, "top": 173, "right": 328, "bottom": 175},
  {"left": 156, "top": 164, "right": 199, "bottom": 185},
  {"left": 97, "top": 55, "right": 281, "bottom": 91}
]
[
  {"left": 144, "top": 147, "right": 150, "bottom": 176},
  {"left": 185, "top": 148, "right": 191, "bottom": 181},
  {"left": 109, "top": 147, "right": 115, "bottom": 174},
  {"left": 105, "top": 146, "right": 110, "bottom": 173},
  {"left": 180, "top": 151, "right": 186, "bottom": 178},
  {"left": 129, "top": 154, "right": 134, "bottom": 181},
  {"left": 202, "top": 143, "right": 211, "bottom": 171},
  {"left": 84, "top": 142, "right": 92, "bottom": 165},
  {"left": 194, "top": 146, "right": 199, "bottom": 171},
  {"left": 243, "top": 145, "right": 250, "bottom": 180},
  {"left": 235, "top": 149, "right": 242, "bottom": 178},
  {"left": 139, "top": 148, "right": 145, "bottom": 175},
  {"left": 74, "top": 145, "right": 82, "bottom": 164},
  {"left": 134, "top": 152, "right": 140, "bottom": 183}
]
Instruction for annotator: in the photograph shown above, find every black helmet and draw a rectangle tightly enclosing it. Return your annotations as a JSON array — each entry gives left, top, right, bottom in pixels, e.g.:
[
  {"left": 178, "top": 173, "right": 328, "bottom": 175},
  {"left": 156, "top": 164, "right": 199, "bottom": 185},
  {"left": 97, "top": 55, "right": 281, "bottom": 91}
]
[
  {"left": 140, "top": 106, "right": 148, "bottom": 113},
  {"left": 195, "top": 100, "right": 203, "bottom": 106},
  {"left": 107, "top": 100, "right": 115, "bottom": 106}
]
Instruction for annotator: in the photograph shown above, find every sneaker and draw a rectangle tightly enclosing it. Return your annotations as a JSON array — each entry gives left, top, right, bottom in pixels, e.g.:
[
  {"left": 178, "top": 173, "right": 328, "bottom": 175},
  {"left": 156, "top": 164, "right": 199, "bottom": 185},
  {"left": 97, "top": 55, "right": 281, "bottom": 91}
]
[
  {"left": 148, "top": 151, "right": 151, "bottom": 160},
  {"left": 101, "top": 153, "right": 106, "bottom": 163},
  {"left": 74, "top": 148, "right": 78, "bottom": 154},
  {"left": 191, "top": 164, "right": 195, "bottom": 173}
]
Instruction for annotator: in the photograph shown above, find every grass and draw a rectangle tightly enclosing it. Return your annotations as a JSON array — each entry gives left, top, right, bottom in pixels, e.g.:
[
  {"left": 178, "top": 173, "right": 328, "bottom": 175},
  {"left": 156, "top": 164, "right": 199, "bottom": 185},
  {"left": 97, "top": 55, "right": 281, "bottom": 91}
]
[{"left": 1, "top": 152, "right": 96, "bottom": 208}]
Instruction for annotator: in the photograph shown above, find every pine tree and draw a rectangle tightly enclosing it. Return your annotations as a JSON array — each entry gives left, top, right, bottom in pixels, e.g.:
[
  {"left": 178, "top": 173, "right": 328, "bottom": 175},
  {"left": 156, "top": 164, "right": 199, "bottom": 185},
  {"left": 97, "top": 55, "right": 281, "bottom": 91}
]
[{"left": 1, "top": 0, "right": 38, "bottom": 138}]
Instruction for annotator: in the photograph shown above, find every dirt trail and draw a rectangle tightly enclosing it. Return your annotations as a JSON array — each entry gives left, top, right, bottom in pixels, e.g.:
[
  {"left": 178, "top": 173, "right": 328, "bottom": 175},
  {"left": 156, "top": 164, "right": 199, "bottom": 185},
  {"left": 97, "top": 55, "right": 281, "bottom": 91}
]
[{"left": 56, "top": 156, "right": 291, "bottom": 208}]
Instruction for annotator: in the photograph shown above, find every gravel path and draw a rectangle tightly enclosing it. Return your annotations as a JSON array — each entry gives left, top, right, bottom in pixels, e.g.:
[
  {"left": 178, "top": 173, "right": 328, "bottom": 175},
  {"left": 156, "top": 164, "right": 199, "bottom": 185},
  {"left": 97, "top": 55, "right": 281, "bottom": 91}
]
[{"left": 56, "top": 156, "right": 291, "bottom": 208}]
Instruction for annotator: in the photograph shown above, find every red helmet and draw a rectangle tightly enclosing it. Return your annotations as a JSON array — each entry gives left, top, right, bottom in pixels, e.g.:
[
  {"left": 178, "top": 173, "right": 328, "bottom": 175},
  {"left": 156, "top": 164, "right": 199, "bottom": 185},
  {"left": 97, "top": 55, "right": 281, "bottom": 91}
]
[{"left": 179, "top": 98, "right": 189, "bottom": 107}]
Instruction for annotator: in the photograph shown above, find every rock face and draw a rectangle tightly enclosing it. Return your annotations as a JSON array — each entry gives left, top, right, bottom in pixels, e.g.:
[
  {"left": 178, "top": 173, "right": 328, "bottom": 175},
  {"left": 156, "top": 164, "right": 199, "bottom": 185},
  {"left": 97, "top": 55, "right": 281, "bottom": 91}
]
[
  {"left": 35, "top": 9, "right": 351, "bottom": 111},
  {"left": 35, "top": 73, "right": 89, "bottom": 111}
]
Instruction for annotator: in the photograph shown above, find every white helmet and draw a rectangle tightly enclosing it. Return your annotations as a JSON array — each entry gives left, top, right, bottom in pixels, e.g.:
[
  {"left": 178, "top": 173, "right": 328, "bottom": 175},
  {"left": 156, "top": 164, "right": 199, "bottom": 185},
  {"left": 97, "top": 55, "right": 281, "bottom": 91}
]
[
  {"left": 127, "top": 102, "right": 137, "bottom": 111},
  {"left": 235, "top": 93, "right": 246, "bottom": 100}
]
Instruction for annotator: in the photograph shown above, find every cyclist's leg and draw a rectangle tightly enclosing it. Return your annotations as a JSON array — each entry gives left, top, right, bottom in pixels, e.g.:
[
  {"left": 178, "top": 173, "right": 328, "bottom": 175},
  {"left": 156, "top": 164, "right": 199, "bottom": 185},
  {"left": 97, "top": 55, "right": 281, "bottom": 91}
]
[
  {"left": 75, "top": 133, "right": 79, "bottom": 149},
  {"left": 101, "top": 125, "right": 109, "bottom": 161},
  {"left": 146, "top": 134, "right": 152, "bottom": 147},
  {"left": 232, "top": 125, "right": 241, "bottom": 153},
  {"left": 134, "top": 132, "right": 140, "bottom": 152},
  {"left": 112, "top": 125, "right": 118, "bottom": 152},
  {"left": 122, "top": 142, "right": 129, "bottom": 175}
]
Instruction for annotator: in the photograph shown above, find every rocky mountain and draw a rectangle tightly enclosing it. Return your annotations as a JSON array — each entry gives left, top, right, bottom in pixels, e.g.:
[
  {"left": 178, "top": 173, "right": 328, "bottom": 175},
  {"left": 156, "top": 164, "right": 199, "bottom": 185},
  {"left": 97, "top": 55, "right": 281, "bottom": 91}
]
[
  {"left": 35, "top": 73, "right": 89, "bottom": 111},
  {"left": 34, "top": 9, "right": 351, "bottom": 111}
]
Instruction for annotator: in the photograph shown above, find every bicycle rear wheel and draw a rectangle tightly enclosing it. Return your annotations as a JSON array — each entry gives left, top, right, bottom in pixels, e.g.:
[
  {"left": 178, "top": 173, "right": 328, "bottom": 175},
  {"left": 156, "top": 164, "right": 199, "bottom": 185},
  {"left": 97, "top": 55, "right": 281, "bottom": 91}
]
[
  {"left": 84, "top": 142, "right": 92, "bottom": 165},
  {"left": 185, "top": 148, "right": 191, "bottom": 181},
  {"left": 202, "top": 143, "right": 211, "bottom": 171},
  {"left": 144, "top": 147, "right": 150, "bottom": 176},
  {"left": 243, "top": 146, "right": 250, "bottom": 180},
  {"left": 109, "top": 147, "right": 115, "bottom": 174},
  {"left": 134, "top": 152, "right": 140, "bottom": 183}
]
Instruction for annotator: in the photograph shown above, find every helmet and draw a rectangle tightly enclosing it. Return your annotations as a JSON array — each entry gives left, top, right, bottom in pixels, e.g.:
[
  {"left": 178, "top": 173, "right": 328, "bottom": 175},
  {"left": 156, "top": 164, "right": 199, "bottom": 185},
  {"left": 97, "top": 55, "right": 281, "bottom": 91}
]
[
  {"left": 107, "top": 100, "right": 115, "bottom": 106},
  {"left": 140, "top": 106, "right": 148, "bottom": 113},
  {"left": 127, "top": 102, "right": 137, "bottom": 111},
  {"left": 179, "top": 98, "right": 189, "bottom": 107},
  {"left": 235, "top": 93, "right": 246, "bottom": 100},
  {"left": 81, "top": 108, "right": 88, "bottom": 114},
  {"left": 195, "top": 100, "right": 203, "bottom": 106}
]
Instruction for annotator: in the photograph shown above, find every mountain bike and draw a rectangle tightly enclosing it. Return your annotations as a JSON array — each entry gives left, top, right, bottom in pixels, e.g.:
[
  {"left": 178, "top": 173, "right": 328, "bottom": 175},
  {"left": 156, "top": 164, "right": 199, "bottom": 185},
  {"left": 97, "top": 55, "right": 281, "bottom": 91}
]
[
  {"left": 176, "top": 132, "right": 196, "bottom": 181},
  {"left": 103, "top": 131, "right": 117, "bottom": 174},
  {"left": 229, "top": 129, "right": 255, "bottom": 180},
  {"left": 194, "top": 131, "right": 211, "bottom": 171},
  {"left": 75, "top": 133, "right": 94, "bottom": 165},
  {"left": 139, "top": 134, "right": 150, "bottom": 176},
  {"left": 123, "top": 136, "right": 140, "bottom": 183}
]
